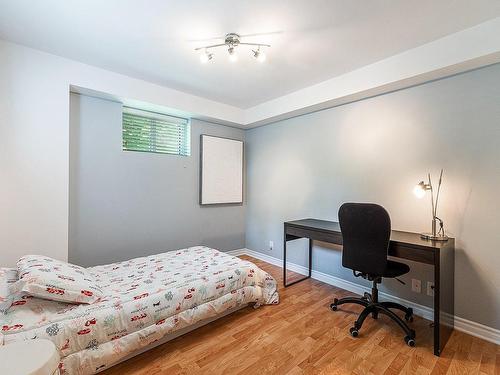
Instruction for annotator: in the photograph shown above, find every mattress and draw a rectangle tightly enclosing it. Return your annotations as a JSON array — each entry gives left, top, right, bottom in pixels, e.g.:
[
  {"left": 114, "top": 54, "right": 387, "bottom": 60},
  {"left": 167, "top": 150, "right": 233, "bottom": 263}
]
[{"left": 1, "top": 246, "right": 279, "bottom": 374}]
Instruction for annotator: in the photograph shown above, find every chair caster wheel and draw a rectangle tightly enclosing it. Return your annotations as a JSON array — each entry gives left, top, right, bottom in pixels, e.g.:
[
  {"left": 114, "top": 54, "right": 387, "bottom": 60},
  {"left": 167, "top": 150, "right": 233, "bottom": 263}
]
[
  {"left": 349, "top": 327, "right": 359, "bottom": 338},
  {"left": 404, "top": 336, "right": 416, "bottom": 347},
  {"left": 330, "top": 298, "right": 339, "bottom": 311}
]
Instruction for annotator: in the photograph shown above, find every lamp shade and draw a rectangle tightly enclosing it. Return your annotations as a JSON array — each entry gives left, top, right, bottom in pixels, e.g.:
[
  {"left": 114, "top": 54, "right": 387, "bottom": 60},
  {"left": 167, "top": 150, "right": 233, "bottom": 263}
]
[{"left": 413, "top": 182, "right": 426, "bottom": 198}]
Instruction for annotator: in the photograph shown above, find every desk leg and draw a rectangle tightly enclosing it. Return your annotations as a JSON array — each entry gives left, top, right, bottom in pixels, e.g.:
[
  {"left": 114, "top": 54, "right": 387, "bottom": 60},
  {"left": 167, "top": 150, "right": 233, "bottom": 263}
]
[
  {"left": 283, "top": 229, "right": 312, "bottom": 287},
  {"left": 434, "top": 244, "right": 455, "bottom": 356},
  {"left": 308, "top": 238, "right": 312, "bottom": 278},
  {"left": 433, "top": 263, "right": 440, "bottom": 356},
  {"left": 283, "top": 227, "right": 287, "bottom": 286}
]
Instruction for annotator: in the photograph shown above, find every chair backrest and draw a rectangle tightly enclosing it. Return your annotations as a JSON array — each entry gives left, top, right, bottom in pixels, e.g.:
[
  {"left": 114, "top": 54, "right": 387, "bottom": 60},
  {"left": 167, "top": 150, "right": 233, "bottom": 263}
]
[{"left": 338, "top": 203, "right": 391, "bottom": 276}]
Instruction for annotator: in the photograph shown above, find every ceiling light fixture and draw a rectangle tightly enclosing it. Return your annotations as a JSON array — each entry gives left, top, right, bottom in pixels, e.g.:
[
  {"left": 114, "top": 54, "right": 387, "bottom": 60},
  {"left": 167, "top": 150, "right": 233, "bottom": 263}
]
[{"left": 194, "top": 33, "right": 270, "bottom": 63}]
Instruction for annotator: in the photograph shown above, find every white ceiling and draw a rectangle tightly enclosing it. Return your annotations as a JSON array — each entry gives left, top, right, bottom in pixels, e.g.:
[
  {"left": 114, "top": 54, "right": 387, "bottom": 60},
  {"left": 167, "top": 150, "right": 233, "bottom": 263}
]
[{"left": 1, "top": 0, "right": 500, "bottom": 109}]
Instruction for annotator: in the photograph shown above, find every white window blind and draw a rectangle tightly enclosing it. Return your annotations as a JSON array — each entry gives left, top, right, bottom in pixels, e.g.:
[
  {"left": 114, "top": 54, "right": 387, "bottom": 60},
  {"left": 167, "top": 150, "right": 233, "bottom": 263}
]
[{"left": 122, "top": 107, "right": 190, "bottom": 156}]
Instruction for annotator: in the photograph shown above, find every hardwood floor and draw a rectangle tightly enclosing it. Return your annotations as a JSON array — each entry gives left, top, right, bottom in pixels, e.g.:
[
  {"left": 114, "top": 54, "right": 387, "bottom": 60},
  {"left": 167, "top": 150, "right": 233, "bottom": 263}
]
[{"left": 102, "top": 256, "right": 499, "bottom": 375}]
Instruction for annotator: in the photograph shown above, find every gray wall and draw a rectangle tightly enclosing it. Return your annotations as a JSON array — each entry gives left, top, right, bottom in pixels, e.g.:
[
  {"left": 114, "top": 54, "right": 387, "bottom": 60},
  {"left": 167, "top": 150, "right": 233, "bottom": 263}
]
[
  {"left": 69, "top": 93, "right": 245, "bottom": 267},
  {"left": 245, "top": 64, "right": 500, "bottom": 329}
]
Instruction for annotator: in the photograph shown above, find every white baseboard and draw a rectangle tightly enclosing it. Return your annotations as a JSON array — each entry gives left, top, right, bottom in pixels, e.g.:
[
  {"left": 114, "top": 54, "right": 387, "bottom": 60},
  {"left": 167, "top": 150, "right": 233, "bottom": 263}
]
[
  {"left": 228, "top": 248, "right": 500, "bottom": 345},
  {"left": 453, "top": 316, "right": 500, "bottom": 345}
]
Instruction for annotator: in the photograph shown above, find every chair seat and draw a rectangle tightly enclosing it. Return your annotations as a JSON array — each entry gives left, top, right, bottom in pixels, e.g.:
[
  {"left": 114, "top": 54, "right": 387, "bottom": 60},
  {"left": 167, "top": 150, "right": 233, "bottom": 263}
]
[{"left": 383, "top": 260, "right": 410, "bottom": 278}]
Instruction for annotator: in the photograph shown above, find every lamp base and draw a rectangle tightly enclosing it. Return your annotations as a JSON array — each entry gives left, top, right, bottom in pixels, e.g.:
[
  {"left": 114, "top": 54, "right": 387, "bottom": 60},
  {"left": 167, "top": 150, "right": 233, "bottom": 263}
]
[{"left": 420, "top": 233, "right": 449, "bottom": 241}]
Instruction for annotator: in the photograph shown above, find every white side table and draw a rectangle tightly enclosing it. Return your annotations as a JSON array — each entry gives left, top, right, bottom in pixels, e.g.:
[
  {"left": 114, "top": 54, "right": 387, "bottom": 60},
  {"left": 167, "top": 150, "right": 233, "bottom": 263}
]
[{"left": 0, "top": 339, "right": 60, "bottom": 375}]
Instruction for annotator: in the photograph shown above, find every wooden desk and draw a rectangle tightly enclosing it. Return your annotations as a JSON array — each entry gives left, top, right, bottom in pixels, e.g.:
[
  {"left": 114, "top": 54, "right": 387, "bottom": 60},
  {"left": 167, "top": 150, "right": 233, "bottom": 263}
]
[{"left": 283, "top": 218, "right": 455, "bottom": 356}]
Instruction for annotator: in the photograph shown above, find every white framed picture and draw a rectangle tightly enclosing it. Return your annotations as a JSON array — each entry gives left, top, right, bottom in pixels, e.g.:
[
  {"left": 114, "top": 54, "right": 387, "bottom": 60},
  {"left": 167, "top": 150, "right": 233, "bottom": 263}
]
[{"left": 200, "top": 135, "right": 243, "bottom": 205}]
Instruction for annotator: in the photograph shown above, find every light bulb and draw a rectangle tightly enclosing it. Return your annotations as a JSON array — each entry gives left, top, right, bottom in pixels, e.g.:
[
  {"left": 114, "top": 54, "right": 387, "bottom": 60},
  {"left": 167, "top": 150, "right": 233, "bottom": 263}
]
[
  {"left": 227, "top": 47, "right": 238, "bottom": 62},
  {"left": 199, "top": 53, "right": 209, "bottom": 63},
  {"left": 253, "top": 49, "right": 266, "bottom": 62},
  {"left": 413, "top": 183, "right": 426, "bottom": 199},
  {"left": 199, "top": 50, "right": 212, "bottom": 64},
  {"left": 228, "top": 52, "right": 238, "bottom": 62}
]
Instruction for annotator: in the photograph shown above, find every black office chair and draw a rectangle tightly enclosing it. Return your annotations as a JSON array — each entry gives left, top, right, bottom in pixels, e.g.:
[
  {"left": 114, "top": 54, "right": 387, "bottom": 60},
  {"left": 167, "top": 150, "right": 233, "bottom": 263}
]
[{"left": 330, "top": 203, "right": 416, "bottom": 347}]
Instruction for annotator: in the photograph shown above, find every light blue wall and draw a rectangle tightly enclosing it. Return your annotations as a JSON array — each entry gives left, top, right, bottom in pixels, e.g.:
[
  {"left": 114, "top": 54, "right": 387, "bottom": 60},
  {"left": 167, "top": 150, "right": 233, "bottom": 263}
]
[
  {"left": 69, "top": 94, "right": 245, "bottom": 267},
  {"left": 245, "top": 64, "right": 500, "bottom": 329}
]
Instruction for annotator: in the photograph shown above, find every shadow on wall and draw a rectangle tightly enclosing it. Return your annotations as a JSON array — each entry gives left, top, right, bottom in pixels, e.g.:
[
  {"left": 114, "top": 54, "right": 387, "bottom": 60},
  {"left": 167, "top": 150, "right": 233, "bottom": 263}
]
[
  {"left": 311, "top": 240, "right": 434, "bottom": 309},
  {"left": 201, "top": 231, "right": 246, "bottom": 252},
  {"left": 455, "top": 247, "right": 500, "bottom": 329}
]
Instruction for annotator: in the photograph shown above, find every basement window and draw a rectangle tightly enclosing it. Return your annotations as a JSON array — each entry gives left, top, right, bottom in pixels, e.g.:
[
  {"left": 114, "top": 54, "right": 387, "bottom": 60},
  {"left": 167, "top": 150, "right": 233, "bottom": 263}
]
[{"left": 122, "top": 107, "right": 191, "bottom": 156}]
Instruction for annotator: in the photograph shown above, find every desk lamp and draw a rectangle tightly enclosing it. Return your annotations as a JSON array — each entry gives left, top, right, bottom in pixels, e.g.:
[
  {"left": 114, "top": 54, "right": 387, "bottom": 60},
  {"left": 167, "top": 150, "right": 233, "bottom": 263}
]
[{"left": 413, "top": 169, "right": 449, "bottom": 241}]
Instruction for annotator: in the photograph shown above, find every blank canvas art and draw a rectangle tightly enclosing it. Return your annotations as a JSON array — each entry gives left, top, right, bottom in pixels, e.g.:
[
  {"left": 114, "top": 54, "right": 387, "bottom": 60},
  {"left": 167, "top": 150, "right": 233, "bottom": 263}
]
[{"left": 200, "top": 135, "right": 243, "bottom": 205}]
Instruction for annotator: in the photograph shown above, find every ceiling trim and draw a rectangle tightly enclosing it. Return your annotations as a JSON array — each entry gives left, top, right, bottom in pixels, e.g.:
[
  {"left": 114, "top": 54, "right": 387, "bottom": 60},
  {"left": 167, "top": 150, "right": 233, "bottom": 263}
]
[
  {"left": 242, "top": 17, "right": 500, "bottom": 127},
  {"left": 69, "top": 85, "right": 244, "bottom": 128},
  {"left": 38, "top": 17, "right": 500, "bottom": 129},
  {"left": 78, "top": 17, "right": 499, "bottom": 129}
]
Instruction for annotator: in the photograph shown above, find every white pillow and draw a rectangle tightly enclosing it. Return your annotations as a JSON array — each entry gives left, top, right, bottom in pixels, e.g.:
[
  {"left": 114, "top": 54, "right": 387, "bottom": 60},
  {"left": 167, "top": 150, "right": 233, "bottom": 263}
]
[
  {"left": 17, "top": 255, "right": 104, "bottom": 304},
  {"left": 0, "top": 268, "right": 18, "bottom": 314}
]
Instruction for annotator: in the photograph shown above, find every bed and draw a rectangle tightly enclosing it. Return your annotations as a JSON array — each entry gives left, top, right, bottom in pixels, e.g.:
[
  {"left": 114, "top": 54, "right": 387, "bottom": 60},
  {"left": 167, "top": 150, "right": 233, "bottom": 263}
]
[{"left": 1, "top": 246, "right": 279, "bottom": 374}]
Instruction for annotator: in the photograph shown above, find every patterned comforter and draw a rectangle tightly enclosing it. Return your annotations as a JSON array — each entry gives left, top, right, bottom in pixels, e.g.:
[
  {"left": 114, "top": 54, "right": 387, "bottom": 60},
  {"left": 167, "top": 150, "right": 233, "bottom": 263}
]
[{"left": 1, "top": 246, "right": 279, "bottom": 374}]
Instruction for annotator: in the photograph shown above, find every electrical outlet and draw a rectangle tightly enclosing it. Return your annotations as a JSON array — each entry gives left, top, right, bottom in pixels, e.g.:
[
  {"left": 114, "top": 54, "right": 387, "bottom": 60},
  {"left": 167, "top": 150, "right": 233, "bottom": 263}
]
[
  {"left": 411, "top": 279, "right": 421, "bottom": 293},
  {"left": 427, "top": 281, "right": 434, "bottom": 296},
  {"left": 269, "top": 241, "right": 274, "bottom": 251}
]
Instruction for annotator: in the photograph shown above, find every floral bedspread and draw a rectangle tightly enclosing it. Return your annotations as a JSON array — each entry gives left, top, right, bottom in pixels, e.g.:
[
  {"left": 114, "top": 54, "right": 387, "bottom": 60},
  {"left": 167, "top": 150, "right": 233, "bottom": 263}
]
[{"left": 1, "top": 246, "right": 279, "bottom": 374}]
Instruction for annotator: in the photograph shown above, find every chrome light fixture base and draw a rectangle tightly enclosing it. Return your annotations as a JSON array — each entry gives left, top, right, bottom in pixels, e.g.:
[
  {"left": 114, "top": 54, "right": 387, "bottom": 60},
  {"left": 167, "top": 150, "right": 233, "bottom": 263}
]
[{"left": 224, "top": 33, "right": 241, "bottom": 46}]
